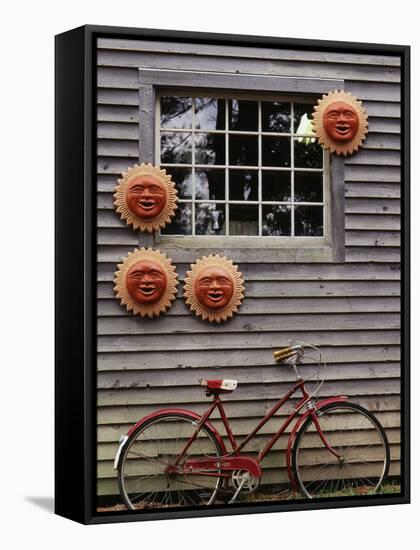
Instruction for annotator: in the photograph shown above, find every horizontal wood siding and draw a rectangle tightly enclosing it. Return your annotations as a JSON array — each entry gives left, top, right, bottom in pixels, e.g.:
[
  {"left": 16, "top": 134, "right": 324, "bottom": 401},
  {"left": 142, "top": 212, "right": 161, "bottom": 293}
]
[{"left": 96, "top": 38, "right": 401, "bottom": 497}]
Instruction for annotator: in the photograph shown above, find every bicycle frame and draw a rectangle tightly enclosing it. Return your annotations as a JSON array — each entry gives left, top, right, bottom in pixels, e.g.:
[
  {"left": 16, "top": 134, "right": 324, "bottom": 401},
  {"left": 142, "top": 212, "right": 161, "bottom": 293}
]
[{"left": 141, "top": 378, "right": 349, "bottom": 490}]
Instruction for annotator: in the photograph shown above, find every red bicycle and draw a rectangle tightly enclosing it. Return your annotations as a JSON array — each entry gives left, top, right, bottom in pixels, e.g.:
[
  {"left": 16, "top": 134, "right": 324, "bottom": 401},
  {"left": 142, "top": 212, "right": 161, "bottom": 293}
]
[{"left": 115, "top": 343, "right": 390, "bottom": 509}]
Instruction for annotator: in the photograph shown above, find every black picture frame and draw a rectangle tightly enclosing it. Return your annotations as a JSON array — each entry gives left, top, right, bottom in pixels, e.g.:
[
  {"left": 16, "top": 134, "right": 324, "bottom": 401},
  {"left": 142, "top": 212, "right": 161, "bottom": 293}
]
[{"left": 55, "top": 25, "right": 410, "bottom": 525}]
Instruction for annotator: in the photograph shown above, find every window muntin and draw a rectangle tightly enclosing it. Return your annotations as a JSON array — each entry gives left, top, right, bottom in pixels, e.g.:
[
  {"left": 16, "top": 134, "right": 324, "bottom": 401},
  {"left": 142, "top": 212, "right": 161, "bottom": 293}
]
[{"left": 157, "top": 93, "right": 327, "bottom": 239}]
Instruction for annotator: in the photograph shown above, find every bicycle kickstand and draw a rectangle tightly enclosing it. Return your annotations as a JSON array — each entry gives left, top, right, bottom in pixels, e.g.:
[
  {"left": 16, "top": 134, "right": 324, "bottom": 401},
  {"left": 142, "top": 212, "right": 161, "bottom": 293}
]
[{"left": 228, "top": 473, "right": 249, "bottom": 504}]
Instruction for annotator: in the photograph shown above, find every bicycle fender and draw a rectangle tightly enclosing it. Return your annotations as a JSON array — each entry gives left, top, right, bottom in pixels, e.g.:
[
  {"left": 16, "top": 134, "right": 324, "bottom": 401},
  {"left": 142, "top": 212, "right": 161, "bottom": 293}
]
[
  {"left": 285, "top": 396, "right": 348, "bottom": 490},
  {"left": 126, "top": 408, "right": 228, "bottom": 454}
]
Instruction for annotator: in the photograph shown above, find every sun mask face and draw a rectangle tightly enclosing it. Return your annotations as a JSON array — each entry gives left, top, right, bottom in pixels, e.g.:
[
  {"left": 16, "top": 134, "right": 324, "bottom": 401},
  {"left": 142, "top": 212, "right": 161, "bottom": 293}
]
[
  {"left": 323, "top": 101, "right": 359, "bottom": 142},
  {"left": 114, "top": 248, "right": 178, "bottom": 318},
  {"left": 312, "top": 90, "right": 368, "bottom": 156},
  {"left": 114, "top": 163, "right": 178, "bottom": 232},
  {"left": 126, "top": 176, "right": 167, "bottom": 220},
  {"left": 194, "top": 266, "right": 234, "bottom": 311},
  {"left": 184, "top": 255, "right": 244, "bottom": 323},
  {"left": 126, "top": 260, "right": 168, "bottom": 304}
]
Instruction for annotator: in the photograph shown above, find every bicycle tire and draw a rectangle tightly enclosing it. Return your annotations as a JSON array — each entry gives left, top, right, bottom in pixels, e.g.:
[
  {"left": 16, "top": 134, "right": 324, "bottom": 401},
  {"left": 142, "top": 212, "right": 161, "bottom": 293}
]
[
  {"left": 292, "top": 402, "right": 390, "bottom": 499},
  {"left": 117, "top": 412, "right": 224, "bottom": 510}
]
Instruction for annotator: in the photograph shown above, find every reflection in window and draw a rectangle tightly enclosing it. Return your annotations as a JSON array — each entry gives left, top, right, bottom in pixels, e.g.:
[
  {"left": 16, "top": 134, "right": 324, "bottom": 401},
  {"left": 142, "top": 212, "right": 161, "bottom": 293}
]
[
  {"left": 295, "top": 206, "right": 323, "bottom": 236},
  {"left": 230, "top": 204, "right": 258, "bottom": 236},
  {"left": 229, "top": 170, "right": 258, "bottom": 201},
  {"left": 195, "top": 169, "right": 225, "bottom": 200},
  {"left": 229, "top": 134, "right": 258, "bottom": 166},
  {"left": 161, "top": 203, "right": 192, "bottom": 235},
  {"left": 262, "top": 171, "right": 291, "bottom": 202},
  {"left": 195, "top": 98, "right": 225, "bottom": 130},
  {"left": 160, "top": 97, "right": 192, "bottom": 129},
  {"left": 195, "top": 133, "right": 225, "bottom": 165},
  {"left": 262, "top": 205, "right": 291, "bottom": 236},
  {"left": 294, "top": 172, "right": 323, "bottom": 202},
  {"left": 158, "top": 94, "right": 326, "bottom": 237},
  {"left": 195, "top": 203, "right": 226, "bottom": 235},
  {"left": 262, "top": 101, "right": 291, "bottom": 133},
  {"left": 161, "top": 132, "right": 192, "bottom": 164},
  {"left": 229, "top": 100, "right": 258, "bottom": 131}
]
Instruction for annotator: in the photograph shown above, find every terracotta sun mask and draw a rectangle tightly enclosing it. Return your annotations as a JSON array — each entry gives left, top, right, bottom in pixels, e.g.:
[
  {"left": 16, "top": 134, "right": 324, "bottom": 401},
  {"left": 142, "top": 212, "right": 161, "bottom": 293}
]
[
  {"left": 312, "top": 91, "right": 368, "bottom": 156},
  {"left": 184, "top": 255, "right": 244, "bottom": 323},
  {"left": 114, "top": 248, "right": 178, "bottom": 317},
  {"left": 114, "top": 163, "right": 178, "bottom": 232},
  {"left": 126, "top": 260, "right": 167, "bottom": 304}
]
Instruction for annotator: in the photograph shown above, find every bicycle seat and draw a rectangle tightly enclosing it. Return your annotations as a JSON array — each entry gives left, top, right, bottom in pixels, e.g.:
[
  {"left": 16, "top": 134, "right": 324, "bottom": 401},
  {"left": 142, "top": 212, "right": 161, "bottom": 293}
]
[{"left": 200, "top": 379, "right": 238, "bottom": 395}]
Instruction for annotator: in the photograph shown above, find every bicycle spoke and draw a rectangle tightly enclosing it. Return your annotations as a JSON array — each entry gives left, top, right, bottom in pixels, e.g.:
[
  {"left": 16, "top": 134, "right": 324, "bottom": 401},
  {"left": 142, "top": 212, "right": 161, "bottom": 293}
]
[
  {"left": 118, "top": 414, "right": 222, "bottom": 509},
  {"left": 293, "top": 404, "right": 390, "bottom": 499}
]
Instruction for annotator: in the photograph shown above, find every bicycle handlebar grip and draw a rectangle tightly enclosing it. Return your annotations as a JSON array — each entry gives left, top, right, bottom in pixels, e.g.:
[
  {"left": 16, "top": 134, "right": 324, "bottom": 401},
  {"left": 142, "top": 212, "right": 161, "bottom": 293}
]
[
  {"left": 273, "top": 345, "right": 303, "bottom": 362},
  {"left": 274, "top": 351, "right": 297, "bottom": 363}
]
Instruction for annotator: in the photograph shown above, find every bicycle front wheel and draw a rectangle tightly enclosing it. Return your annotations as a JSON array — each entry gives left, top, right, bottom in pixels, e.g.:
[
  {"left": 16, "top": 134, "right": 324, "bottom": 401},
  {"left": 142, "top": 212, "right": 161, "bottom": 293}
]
[
  {"left": 118, "top": 413, "right": 224, "bottom": 510},
  {"left": 292, "top": 402, "right": 390, "bottom": 499}
]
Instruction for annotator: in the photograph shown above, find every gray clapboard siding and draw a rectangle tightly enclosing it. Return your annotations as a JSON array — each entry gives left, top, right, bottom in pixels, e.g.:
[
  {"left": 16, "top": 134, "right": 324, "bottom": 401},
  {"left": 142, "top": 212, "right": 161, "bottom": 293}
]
[
  {"left": 96, "top": 245, "right": 400, "bottom": 264},
  {"left": 97, "top": 51, "right": 401, "bottom": 84},
  {"left": 345, "top": 150, "right": 400, "bottom": 166},
  {"left": 98, "top": 395, "right": 400, "bottom": 426},
  {"left": 99, "top": 279, "right": 400, "bottom": 298},
  {"left": 95, "top": 38, "right": 402, "bottom": 497},
  {"left": 97, "top": 346, "right": 400, "bottom": 371},
  {"left": 345, "top": 247, "right": 400, "bottom": 263},
  {"left": 345, "top": 184, "right": 401, "bottom": 199},
  {"left": 345, "top": 214, "right": 400, "bottom": 230},
  {"left": 97, "top": 38, "right": 400, "bottom": 66},
  {"left": 97, "top": 261, "right": 400, "bottom": 280},
  {"left": 97, "top": 362, "right": 400, "bottom": 388},
  {"left": 97, "top": 312, "right": 400, "bottom": 336},
  {"left": 345, "top": 231, "right": 400, "bottom": 247},
  {"left": 345, "top": 198, "right": 400, "bottom": 214},
  {"left": 98, "top": 297, "right": 401, "bottom": 317},
  {"left": 345, "top": 165, "right": 401, "bottom": 182},
  {"left": 96, "top": 70, "right": 401, "bottom": 102},
  {"left": 97, "top": 330, "right": 401, "bottom": 352}
]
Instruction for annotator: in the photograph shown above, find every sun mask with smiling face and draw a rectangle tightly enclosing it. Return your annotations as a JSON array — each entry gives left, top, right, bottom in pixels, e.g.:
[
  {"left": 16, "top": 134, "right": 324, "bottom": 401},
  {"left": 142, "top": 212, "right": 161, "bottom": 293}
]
[
  {"left": 184, "top": 255, "right": 244, "bottom": 323},
  {"left": 312, "top": 90, "right": 368, "bottom": 156},
  {"left": 114, "top": 248, "right": 178, "bottom": 317},
  {"left": 114, "top": 163, "right": 178, "bottom": 232}
]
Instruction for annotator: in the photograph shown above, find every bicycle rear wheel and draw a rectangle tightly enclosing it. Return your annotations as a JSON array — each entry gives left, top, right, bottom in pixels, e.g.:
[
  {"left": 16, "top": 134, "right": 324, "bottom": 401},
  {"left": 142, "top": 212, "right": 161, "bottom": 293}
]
[
  {"left": 117, "top": 413, "right": 224, "bottom": 510},
  {"left": 292, "top": 402, "right": 390, "bottom": 499}
]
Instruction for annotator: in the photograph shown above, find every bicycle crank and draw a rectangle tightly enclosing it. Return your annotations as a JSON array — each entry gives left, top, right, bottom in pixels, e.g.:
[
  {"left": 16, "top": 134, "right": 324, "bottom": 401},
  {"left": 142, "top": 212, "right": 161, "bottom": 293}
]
[{"left": 229, "top": 470, "right": 260, "bottom": 503}]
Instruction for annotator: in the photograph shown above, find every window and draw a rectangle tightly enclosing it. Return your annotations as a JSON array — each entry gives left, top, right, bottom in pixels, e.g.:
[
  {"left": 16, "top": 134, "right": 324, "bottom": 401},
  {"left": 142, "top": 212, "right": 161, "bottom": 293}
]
[
  {"left": 137, "top": 68, "right": 345, "bottom": 261},
  {"left": 158, "top": 93, "right": 328, "bottom": 240}
]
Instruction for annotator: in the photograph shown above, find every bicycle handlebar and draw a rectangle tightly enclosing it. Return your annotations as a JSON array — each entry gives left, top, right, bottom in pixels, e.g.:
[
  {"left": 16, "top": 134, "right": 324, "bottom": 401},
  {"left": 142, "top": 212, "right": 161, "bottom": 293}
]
[{"left": 273, "top": 345, "right": 303, "bottom": 363}]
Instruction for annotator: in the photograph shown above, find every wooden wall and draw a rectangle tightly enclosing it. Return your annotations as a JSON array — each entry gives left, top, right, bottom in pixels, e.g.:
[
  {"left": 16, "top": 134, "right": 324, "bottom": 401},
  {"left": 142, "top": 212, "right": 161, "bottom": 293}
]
[{"left": 96, "top": 37, "right": 401, "bottom": 497}]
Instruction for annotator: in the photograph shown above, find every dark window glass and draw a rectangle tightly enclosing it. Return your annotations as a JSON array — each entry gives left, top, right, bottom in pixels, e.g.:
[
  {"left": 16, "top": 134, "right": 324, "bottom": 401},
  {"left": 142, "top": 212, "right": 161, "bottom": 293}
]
[
  {"left": 169, "top": 167, "right": 193, "bottom": 199},
  {"left": 229, "top": 204, "right": 258, "bottom": 236},
  {"left": 160, "top": 96, "right": 192, "bottom": 129},
  {"left": 262, "top": 136, "right": 291, "bottom": 167},
  {"left": 294, "top": 139, "right": 323, "bottom": 169},
  {"left": 262, "top": 102, "right": 291, "bottom": 133},
  {"left": 262, "top": 205, "right": 291, "bottom": 236},
  {"left": 195, "top": 133, "right": 225, "bottom": 165},
  {"left": 195, "top": 98, "right": 225, "bottom": 130},
  {"left": 195, "top": 169, "right": 225, "bottom": 200},
  {"left": 195, "top": 203, "right": 226, "bottom": 235},
  {"left": 229, "top": 99, "right": 258, "bottom": 131},
  {"left": 229, "top": 134, "right": 258, "bottom": 166},
  {"left": 262, "top": 170, "right": 291, "bottom": 201},
  {"left": 161, "top": 132, "right": 192, "bottom": 164},
  {"left": 294, "top": 172, "right": 323, "bottom": 202},
  {"left": 295, "top": 205, "right": 323, "bottom": 236},
  {"left": 229, "top": 169, "right": 258, "bottom": 201},
  {"left": 161, "top": 203, "right": 192, "bottom": 235}
]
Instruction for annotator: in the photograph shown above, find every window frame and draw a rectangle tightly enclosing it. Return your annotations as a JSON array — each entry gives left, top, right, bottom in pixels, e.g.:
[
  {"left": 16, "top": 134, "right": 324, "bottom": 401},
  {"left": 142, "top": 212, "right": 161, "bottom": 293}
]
[{"left": 138, "top": 69, "right": 345, "bottom": 262}]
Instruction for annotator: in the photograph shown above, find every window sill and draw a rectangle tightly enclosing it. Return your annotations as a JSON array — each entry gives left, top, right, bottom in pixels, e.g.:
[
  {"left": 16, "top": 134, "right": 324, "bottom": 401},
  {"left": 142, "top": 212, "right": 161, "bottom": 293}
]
[{"left": 153, "top": 235, "right": 338, "bottom": 263}]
